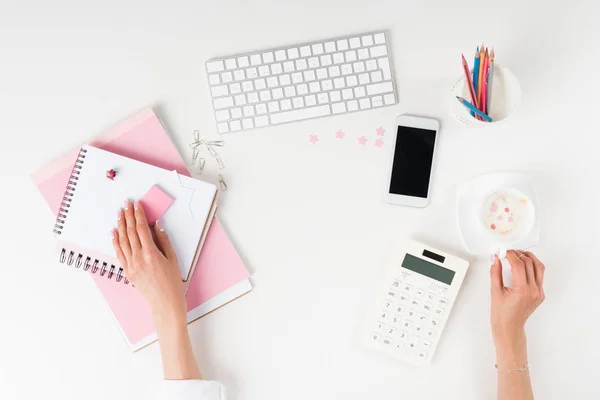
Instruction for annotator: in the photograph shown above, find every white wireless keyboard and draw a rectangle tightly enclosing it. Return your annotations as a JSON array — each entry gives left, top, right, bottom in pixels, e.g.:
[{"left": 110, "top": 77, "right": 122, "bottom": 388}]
[
  {"left": 205, "top": 31, "right": 398, "bottom": 133},
  {"left": 365, "top": 241, "right": 469, "bottom": 366}
]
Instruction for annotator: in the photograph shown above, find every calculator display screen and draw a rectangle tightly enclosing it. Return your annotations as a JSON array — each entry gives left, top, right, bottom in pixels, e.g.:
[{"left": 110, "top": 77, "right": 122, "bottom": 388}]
[{"left": 402, "top": 254, "right": 455, "bottom": 285}]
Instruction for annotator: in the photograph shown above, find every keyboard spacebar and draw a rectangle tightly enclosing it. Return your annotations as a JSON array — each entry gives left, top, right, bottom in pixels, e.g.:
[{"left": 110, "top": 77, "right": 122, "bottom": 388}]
[{"left": 270, "top": 105, "right": 331, "bottom": 125}]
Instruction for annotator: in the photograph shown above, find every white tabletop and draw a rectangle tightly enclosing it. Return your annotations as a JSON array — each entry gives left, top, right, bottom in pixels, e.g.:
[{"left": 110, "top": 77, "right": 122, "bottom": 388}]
[{"left": 2, "top": 0, "right": 599, "bottom": 399}]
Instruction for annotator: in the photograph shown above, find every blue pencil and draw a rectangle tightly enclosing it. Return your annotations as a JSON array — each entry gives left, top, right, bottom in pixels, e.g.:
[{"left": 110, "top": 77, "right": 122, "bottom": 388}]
[
  {"left": 471, "top": 48, "right": 480, "bottom": 117},
  {"left": 456, "top": 96, "right": 492, "bottom": 122}
]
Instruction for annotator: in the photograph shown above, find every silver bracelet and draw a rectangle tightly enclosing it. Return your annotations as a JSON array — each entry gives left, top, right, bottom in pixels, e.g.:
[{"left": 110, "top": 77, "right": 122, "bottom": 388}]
[{"left": 495, "top": 363, "right": 529, "bottom": 373}]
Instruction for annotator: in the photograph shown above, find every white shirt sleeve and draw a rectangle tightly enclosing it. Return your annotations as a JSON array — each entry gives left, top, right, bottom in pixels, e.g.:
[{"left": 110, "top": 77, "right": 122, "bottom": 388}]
[{"left": 162, "top": 380, "right": 226, "bottom": 400}]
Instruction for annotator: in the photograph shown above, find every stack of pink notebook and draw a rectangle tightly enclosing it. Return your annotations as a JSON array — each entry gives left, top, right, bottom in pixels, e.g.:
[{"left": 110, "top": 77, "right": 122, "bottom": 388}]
[{"left": 32, "top": 108, "right": 252, "bottom": 351}]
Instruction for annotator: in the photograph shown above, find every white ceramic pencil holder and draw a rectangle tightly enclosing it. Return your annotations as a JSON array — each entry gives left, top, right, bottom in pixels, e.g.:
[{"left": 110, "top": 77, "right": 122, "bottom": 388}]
[{"left": 449, "top": 65, "right": 521, "bottom": 126}]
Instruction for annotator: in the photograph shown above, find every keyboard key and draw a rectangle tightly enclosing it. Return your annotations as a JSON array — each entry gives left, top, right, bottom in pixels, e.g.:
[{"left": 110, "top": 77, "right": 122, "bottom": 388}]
[
  {"left": 291, "top": 72, "right": 303, "bottom": 84},
  {"left": 292, "top": 97, "right": 304, "bottom": 108},
  {"left": 272, "top": 88, "right": 284, "bottom": 99},
  {"left": 415, "top": 289, "right": 425, "bottom": 298},
  {"left": 336, "top": 39, "right": 349, "bottom": 51},
  {"left": 268, "top": 101, "right": 280, "bottom": 113},
  {"left": 311, "top": 43, "right": 324, "bottom": 55},
  {"left": 406, "top": 309, "right": 417, "bottom": 319},
  {"left": 399, "top": 293, "right": 409, "bottom": 303},
  {"left": 262, "top": 51, "right": 274, "bottom": 63},
  {"left": 408, "top": 335, "right": 420, "bottom": 352},
  {"left": 213, "top": 96, "right": 234, "bottom": 109},
  {"left": 309, "top": 81, "right": 321, "bottom": 93},
  {"left": 349, "top": 37, "right": 361, "bottom": 49},
  {"left": 246, "top": 67, "right": 258, "bottom": 79},
  {"left": 422, "top": 303, "right": 433, "bottom": 312},
  {"left": 316, "top": 68, "right": 328, "bottom": 79},
  {"left": 410, "top": 298, "right": 421, "bottom": 308},
  {"left": 347, "top": 99, "right": 358, "bottom": 111},
  {"left": 402, "top": 320, "right": 413, "bottom": 331},
  {"left": 374, "top": 32, "right": 386, "bottom": 44},
  {"left": 359, "top": 98, "right": 371, "bottom": 109},
  {"left": 267, "top": 77, "right": 279, "bottom": 88},
  {"left": 382, "top": 336, "right": 393, "bottom": 346},
  {"left": 357, "top": 48, "right": 370, "bottom": 60},
  {"left": 242, "top": 105, "right": 255, "bottom": 116},
  {"left": 378, "top": 58, "right": 392, "bottom": 80},
  {"left": 371, "top": 95, "right": 383, "bottom": 107},
  {"left": 370, "top": 332, "right": 381, "bottom": 343},
  {"left": 255, "top": 103, "right": 268, "bottom": 114},
  {"left": 242, "top": 118, "right": 254, "bottom": 130},
  {"left": 353, "top": 61, "right": 365, "bottom": 73},
  {"left": 414, "top": 325, "right": 423, "bottom": 335},
  {"left": 208, "top": 74, "right": 220, "bottom": 85},
  {"left": 269, "top": 104, "right": 331, "bottom": 124},
  {"left": 287, "top": 47, "right": 299, "bottom": 59},
  {"left": 390, "top": 314, "right": 401, "bottom": 325},
  {"left": 370, "top": 45, "right": 388, "bottom": 57},
  {"left": 341, "top": 64, "right": 353, "bottom": 75},
  {"left": 217, "top": 122, "right": 229, "bottom": 133},
  {"left": 366, "top": 81, "right": 393, "bottom": 95},
  {"left": 250, "top": 54, "right": 262, "bottom": 65},
  {"left": 225, "top": 58, "right": 237, "bottom": 70},
  {"left": 384, "top": 93, "right": 396, "bottom": 105},
  {"left": 386, "top": 326, "right": 396, "bottom": 336},
  {"left": 329, "top": 66, "right": 341, "bottom": 77},
  {"left": 254, "top": 67, "right": 270, "bottom": 81},
  {"left": 417, "top": 350, "right": 428, "bottom": 360},
  {"left": 280, "top": 99, "right": 292, "bottom": 110},
  {"left": 279, "top": 74, "right": 291, "bottom": 86},
  {"left": 271, "top": 63, "right": 283, "bottom": 75},
  {"left": 422, "top": 340, "right": 432, "bottom": 349},
  {"left": 418, "top": 313, "right": 429, "bottom": 324},
  {"left": 296, "top": 59, "right": 308, "bottom": 70},
  {"left": 426, "top": 329, "right": 436, "bottom": 339},
  {"left": 371, "top": 70, "right": 383, "bottom": 82},
  {"left": 331, "top": 101, "right": 346, "bottom": 113},
  {"left": 358, "top": 73, "right": 370, "bottom": 85},
  {"left": 365, "top": 59, "right": 377, "bottom": 71},
  {"left": 378, "top": 310, "right": 389, "bottom": 322},
  {"left": 320, "top": 54, "right": 333, "bottom": 66},
  {"left": 247, "top": 92, "right": 259, "bottom": 104},
  {"left": 403, "top": 284, "right": 413, "bottom": 293},
  {"left": 361, "top": 34, "right": 373, "bottom": 46},
  {"left": 305, "top": 94, "right": 317, "bottom": 106},
  {"left": 438, "top": 298, "right": 449, "bottom": 307},
  {"left": 297, "top": 84, "right": 309, "bottom": 95},
  {"left": 207, "top": 60, "right": 225, "bottom": 73},
  {"left": 230, "top": 108, "right": 242, "bottom": 119},
  {"left": 230, "top": 82, "right": 242, "bottom": 94},
  {"left": 324, "top": 41, "right": 336, "bottom": 52},
  {"left": 346, "top": 75, "right": 358, "bottom": 87},
  {"left": 283, "top": 61, "right": 295, "bottom": 72},
  {"left": 242, "top": 81, "right": 254, "bottom": 92},
  {"left": 255, "top": 115, "right": 269, "bottom": 127},
  {"left": 345, "top": 50, "right": 357, "bottom": 62},
  {"left": 211, "top": 85, "right": 229, "bottom": 97},
  {"left": 259, "top": 90, "right": 271, "bottom": 101},
  {"left": 398, "top": 331, "right": 408, "bottom": 341},
  {"left": 395, "top": 304, "right": 405, "bottom": 315},
  {"left": 221, "top": 71, "right": 233, "bottom": 83},
  {"left": 333, "top": 77, "right": 346, "bottom": 89},
  {"left": 333, "top": 52, "right": 345, "bottom": 64},
  {"left": 342, "top": 88, "right": 353, "bottom": 100},
  {"left": 230, "top": 120, "right": 242, "bottom": 131},
  {"left": 434, "top": 308, "right": 444, "bottom": 316},
  {"left": 299, "top": 45, "right": 311, "bottom": 57},
  {"left": 234, "top": 94, "right": 247, "bottom": 105},
  {"left": 430, "top": 318, "right": 440, "bottom": 328},
  {"left": 427, "top": 293, "right": 436, "bottom": 302},
  {"left": 284, "top": 86, "right": 296, "bottom": 97},
  {"left": 308, "top": 57, "right": 320, "bottom": 68},
  {"left": 330, "top": 90, "right": 342, "bottom": 102},
  {"left": 354, "top": 86, "right": 366, "bottom": 98},
  {"left": 215, "top": 109, "right": 230, "bottom": 122},
  {"left": 237, "top": 56, "right": 249, "bottom": 68},
  {"left": 274, "top": 50, "right": 287, "bottom": 61},
  {"left": 317, "top": 93, "right": 329, "bottom": 104},
  {"left": 254, "top": 78, "right": 266, "bottom": 90},
  {"left": 304, "top": 70, "right": 316, "bottom": 81},
  {"left": 321, "top": 79, "right": 333, "bottom": 91}
]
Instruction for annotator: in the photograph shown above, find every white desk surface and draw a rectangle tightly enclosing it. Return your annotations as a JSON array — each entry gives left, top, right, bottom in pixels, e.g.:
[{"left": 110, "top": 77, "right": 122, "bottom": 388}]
[{"left": 1, "top": 0, "right": 599, "bottom": 399}]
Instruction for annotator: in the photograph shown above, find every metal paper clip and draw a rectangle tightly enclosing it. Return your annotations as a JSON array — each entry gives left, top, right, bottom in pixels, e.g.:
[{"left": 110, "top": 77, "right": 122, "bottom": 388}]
[
  {"left": 194, "top": 130, "right": 200, "bottom": 143},
  {"left": 218, "top": 175, "right": 228, "bottom": 191},
  {"left": 197, "top": 158, "right": 206, "bottom": 173},
  {"left": 192, "top": 148, "right": 200, "bottom": 164},
  {"left": 206, "top": 146, "right": 226, "bottom": 169}
]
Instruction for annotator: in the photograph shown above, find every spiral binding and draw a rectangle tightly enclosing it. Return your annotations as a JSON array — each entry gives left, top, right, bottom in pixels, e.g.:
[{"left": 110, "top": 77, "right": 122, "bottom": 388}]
[
  {"left": 59, "top": 248, "right": 130, "bottom": 285},
  {"left": 53, "top": 147, "right": 88, "bottom": 235}
]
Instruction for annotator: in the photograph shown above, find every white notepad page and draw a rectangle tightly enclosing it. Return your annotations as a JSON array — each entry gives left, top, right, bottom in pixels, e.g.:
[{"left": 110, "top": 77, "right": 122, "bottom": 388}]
[{"left": 58, "top": 145, "right": 217, "bottom": 280}]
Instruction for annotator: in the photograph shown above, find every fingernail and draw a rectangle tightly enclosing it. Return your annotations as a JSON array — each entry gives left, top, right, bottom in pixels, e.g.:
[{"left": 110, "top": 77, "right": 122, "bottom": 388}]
[
  {"left": 111, "top": 230, "right": 115, "bottom": 239},
  {"left": 156, "top": 219, "right": 165, "bottom": 232},
  {"left": 134, "top": 201, "right": 139, "bottom": 211},
  {"left": 117, "top": 209, "right": 121, "bottom": 220},
  {"left": 124, "top": 200, "right": 129, "bottom": 210},
  {"left": 490, "top": 254, "right": 496, "bottom": 265}
]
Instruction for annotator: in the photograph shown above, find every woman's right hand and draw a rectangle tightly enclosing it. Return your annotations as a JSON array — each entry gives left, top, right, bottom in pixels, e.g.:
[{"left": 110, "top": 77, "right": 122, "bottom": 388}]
[{"left": 490, "top": 250, "right": 545, "bottom": 368}]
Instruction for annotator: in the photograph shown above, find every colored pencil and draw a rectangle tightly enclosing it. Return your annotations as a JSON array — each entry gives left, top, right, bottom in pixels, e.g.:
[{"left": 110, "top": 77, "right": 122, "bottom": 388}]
[
  {"left": 477, "top": 43, "right": 485, "bottom": 106},
  {"left": 456, "top": 96, "right": 493, "bottom": 122},
  {"left": 461, "top": 54, "right": 478, "bottom": 109},
  {"left": 481, "top": 48, "right": 489, "bottom": 113},
  {"left": 486, "top": 48, "right": 495, "bottom": 115},
  {"left": 472, "top": 48, "right": 480, "bottom": 119}
]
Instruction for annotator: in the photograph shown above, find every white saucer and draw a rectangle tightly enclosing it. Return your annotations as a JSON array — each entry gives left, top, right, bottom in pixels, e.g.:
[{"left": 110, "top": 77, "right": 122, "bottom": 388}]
[{"left": 457, "top": 173, "right": 540, "bottom": 256}]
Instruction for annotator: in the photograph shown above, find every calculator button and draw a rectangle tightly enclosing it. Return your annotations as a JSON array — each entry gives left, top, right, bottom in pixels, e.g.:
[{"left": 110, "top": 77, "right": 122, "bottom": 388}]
[
  {"left": 390, "top": 280, "right": 401, "bottom": 289},
  {"left": 406, "top": 309, "right": 417, "bottom": 319},
  {"left": 370, "top": 332, "right": 381, "bottom": 342},
  {"left": 430, "top": 318, "right": 440, "bottom": 328},
  {"left": 418, "top": 314, "right": 429, "bottom": 324},
  {"left": 403, "top": 284, "right": 413, "bottom": 293},
  {"left": 378, "top": 311, "right": 389, "bottom": 322},
  {"left": 385, "top": 290, "right": 398, "bottom": 300},
  {"left": 395, "top": 305, "right": 405, "bottom": 315},
  {"left": 434, "top": 308, "right": 445, "bottom": 316},
  {"left": 408, "top": 335, "right": 420, "bottom": 351},
  {"left": 402, "top": 320, "right": 413, "bottom": 330},
  {"left": 399, "top": 294, "right": 409, "bottom": 303},
  {"left": 382, "top": 300, "right": 393, "bottom": 310},
  {"left": 427, "top": 293, "right": 436, "bottom": 302},
  {"left": 410, "top": 298, "right": 421, "bottom": 308},
  {"left": 438, "top": 298, "right": 449, "bottom": 306},
  {"left": 426, "top": 328, "right": 436, "bottom": 339},
  {"left": 417, "top": 350, "right": 428, "bottom": 360},
  {"left": 413, "top": 325, "right": 424, "bottom": 335},
  {"left": 422, "top": 303, "right": 433, "bottom": 313},
  {"left": 415, "top": 288, "right": 425, "bottom": 298},
  {"left": 390, "top": 315, "right": 402, "bottom": 325},
  {"left": 382, "top": 337, "right": 393, "bottom": 346},
  {"left": 386, "top": 327, "right": 396, "bottom": 336},
  {"left": 374, "top": 321, "right": 385, "bottom": 332},
  {"left": 398, "top": 331, "right": 408, "bottom": 341},
  {"left": 422, "top": 340, "right": 432, "bottom": 349}
]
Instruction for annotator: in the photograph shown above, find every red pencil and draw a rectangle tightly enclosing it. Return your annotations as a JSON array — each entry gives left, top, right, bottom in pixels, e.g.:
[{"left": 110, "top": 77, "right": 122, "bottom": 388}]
[
  {"left": 461, "top": 54, "right": 478, "bottom": 111},
  {"left": 481, "top": 48, "right": 489, "bottom": 112}
]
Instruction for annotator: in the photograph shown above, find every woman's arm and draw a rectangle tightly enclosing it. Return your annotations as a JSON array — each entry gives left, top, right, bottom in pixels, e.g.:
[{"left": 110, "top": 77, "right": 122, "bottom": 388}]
[
  {"left": 490, "top": 250, "right": 546, "bottom": 400},
  {"left": 112, "top": 200, "right": 201, "bottom": 380}
]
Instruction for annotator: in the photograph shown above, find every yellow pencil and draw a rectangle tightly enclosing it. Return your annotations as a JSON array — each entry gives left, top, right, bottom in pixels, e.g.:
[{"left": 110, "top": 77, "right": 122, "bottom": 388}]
[{"left": 477, "top": 43, "right": 485, "bottom": 104}]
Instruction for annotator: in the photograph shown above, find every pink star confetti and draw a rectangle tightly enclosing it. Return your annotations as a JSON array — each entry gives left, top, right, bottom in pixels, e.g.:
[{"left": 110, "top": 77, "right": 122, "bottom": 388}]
[
  {"left": 376, "top": 127, "right": 385, "bottom": 136},
  {"left": 335, "top": 129, "right": 345, "bottom": 139},
  {"left": 309, "top": 134, "right": 319, "bottom": 144},
  {"left": 358, "top": 136, "right": 368, "bottom": 146},
  {"left": 375, "top": 139, "right": 384, "bottom": 148}
]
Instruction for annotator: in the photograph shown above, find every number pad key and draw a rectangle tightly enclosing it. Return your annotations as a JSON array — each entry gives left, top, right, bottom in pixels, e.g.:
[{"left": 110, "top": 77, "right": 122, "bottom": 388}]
[
  {"left": 402, "top": 320, "right": 413, "bottom": 331},
  {"left": 395, "top": 305, "right": 405, "bottom": 315},
  {"left": 398, "top": 293, "right": 409, "bottom": 303},
  {"left": 385, "top": 290, "right": 398, "bottom": 300},
  {"left": 415, "top": 288, "right": 425, "bottom": 298},
  {"left": 403, "top": 284, "right": 413, "bottom": 293},
  {"left": 426, "top": 328, "right": 436, "bottom": 339},
  {"left": 434, "top": 308, "right": 444, "bottom": 316},
  {"left": 382, "top": 337, "right": 393, "bottom": 346},
  {"left": 407, "top": 335, "right": 420, "bottom": 352},
  {"left": 410, "top": 298, "right": 420, "bottom": 308},
  {"left": 406, "top": 309, "right": 418, "bottom": 319},
  {"left": 382, "top": 300, "right": 393, "bottom": 310},
  {"left": 386, "top": 326, "right": 396, "bottom": 336},
  {"left": 390, "top": 315, "right": 402, "bottom": 326},
  {"left": 438, "top": 298, "right": 449, "bottom": 307},
  {"left": 426, "top": 292, "right": 436, "bottom": 302},
  {"left": 413, "top": 325, "right": 424, "bottom": 335},
  {"left": 378, "top": 311, "right": 389, "bottom": 322},
  {"left": 397, "top": 331, "right": 408, "bottom": 341},
  {"left": 374, "top": 321, "right": 385, "bottom": 332},
  {"left": 417, "top": 350, "right": 428, "bottom": 360},
  {"left": 422, "top": 340, "right": 432, "bottom": 349},
  {"left": 417, "top": 314, "right": 429, "bottom": 325},
  {"left": 371, "top": 332, "right": 381, "bottom": 343},
  {"left": 422, "top": 303, "right": 433, "bottom": 313},
  {"left": 390, "top": 280, "right": 401, "bottom": 289},
  {"left": 430, "top": 318, "right": 440, "bottom": 329}
]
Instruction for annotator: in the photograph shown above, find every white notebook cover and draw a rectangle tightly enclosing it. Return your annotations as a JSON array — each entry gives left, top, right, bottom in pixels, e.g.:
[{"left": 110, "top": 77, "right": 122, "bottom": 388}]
[{"left": 56, "top": 145, "right": 217, "bottom": 281}]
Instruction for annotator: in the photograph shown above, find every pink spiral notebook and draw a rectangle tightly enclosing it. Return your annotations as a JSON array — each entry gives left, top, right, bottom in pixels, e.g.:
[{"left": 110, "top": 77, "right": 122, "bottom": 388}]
[{"left": 32, "top": 108, "right": 252, "bottom": 351}]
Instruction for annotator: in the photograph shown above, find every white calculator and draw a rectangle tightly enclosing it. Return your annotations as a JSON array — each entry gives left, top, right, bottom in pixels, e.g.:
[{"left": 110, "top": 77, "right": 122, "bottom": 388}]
[{"left": 365, "top": 240, "right": 469, "bottom": 365}]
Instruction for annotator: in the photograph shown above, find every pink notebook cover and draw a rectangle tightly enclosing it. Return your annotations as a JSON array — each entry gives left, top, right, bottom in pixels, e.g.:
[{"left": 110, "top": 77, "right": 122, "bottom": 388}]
[{"left": 32, "top": 108, "right": 250, "bottom": 347}]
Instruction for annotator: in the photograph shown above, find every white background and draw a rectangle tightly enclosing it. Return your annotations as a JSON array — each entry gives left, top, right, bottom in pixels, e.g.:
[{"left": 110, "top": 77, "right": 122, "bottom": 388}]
[{"left": 1, "top": 0, "right": 599, "bottom": 399}]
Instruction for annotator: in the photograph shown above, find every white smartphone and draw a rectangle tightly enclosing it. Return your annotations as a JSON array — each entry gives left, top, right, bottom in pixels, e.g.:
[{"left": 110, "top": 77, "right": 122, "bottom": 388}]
[{"left": 387, "top": 115, "right": 440, "bottom": 207}]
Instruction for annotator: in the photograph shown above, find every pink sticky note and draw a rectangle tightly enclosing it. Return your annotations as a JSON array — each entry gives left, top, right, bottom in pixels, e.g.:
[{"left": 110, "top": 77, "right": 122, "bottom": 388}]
[{"left": 139, "top": 185, "right": 174, "bottom": 225}]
